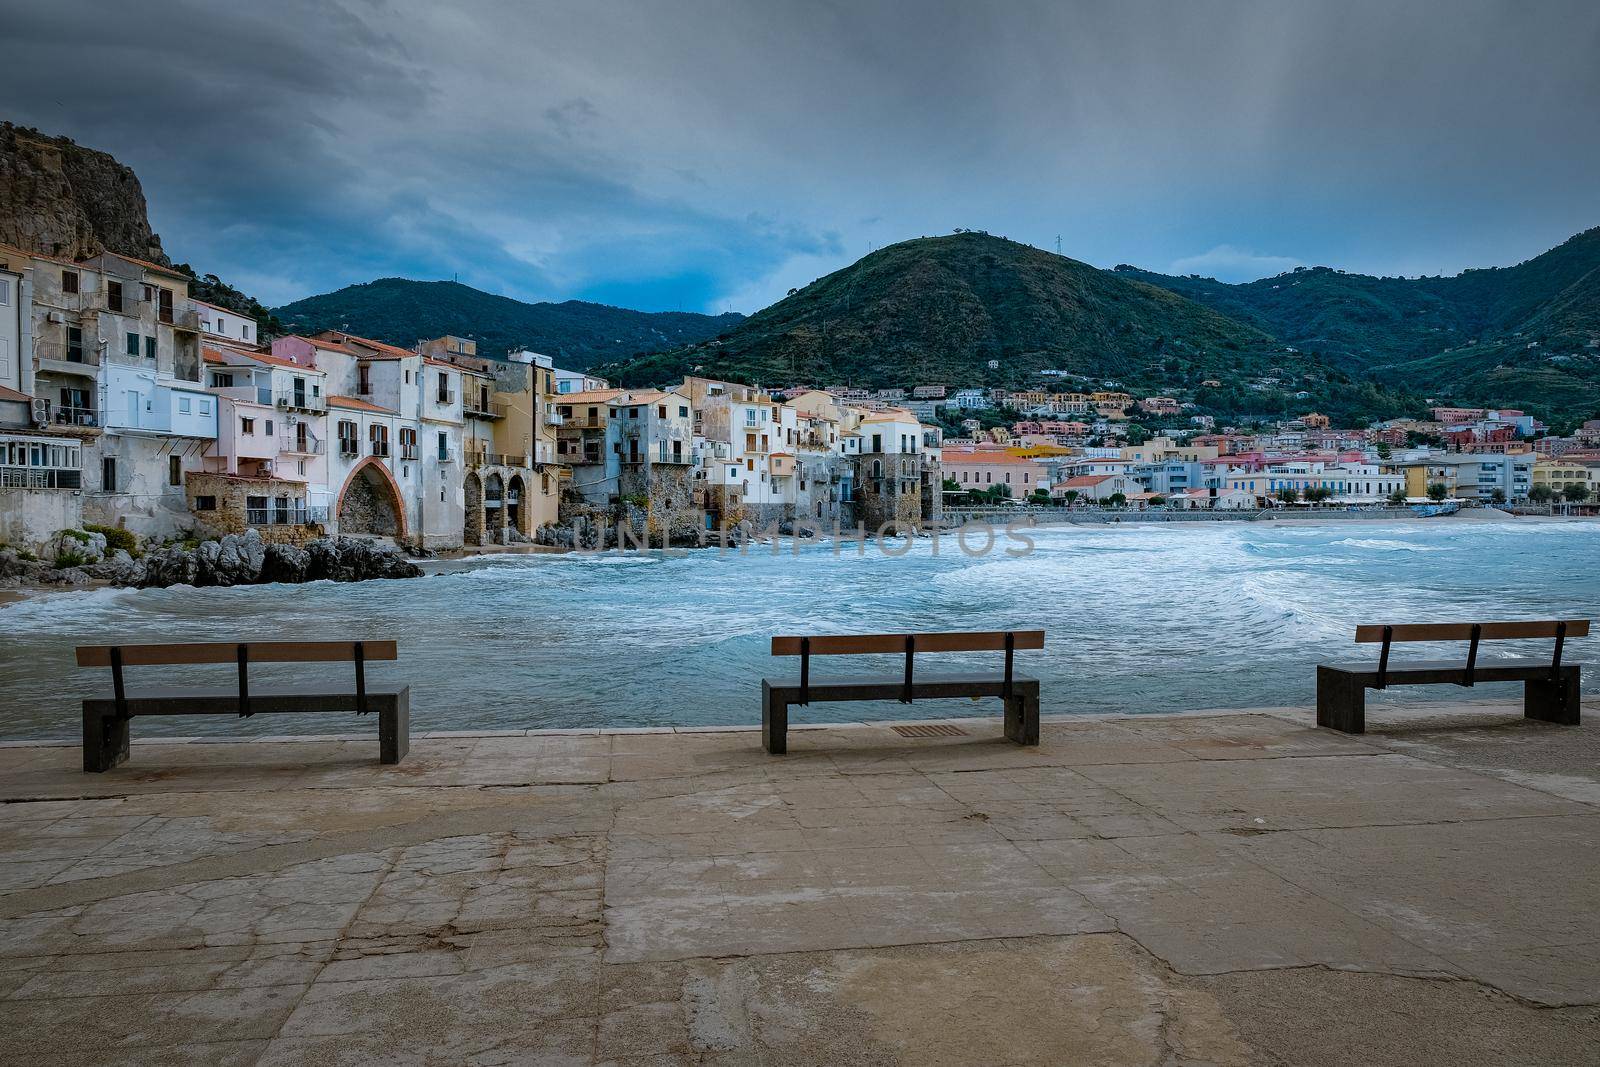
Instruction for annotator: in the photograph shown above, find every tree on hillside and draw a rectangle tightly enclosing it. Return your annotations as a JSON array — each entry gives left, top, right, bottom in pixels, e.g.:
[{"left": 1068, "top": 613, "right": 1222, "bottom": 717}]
[{"left": 1426, "top": 483, "right": 1449, "bottom": 502}]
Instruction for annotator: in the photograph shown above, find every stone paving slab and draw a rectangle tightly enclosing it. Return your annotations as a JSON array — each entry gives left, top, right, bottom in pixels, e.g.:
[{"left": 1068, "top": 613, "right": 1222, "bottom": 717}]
[{"left": 2, "top": 705, "right": 1599, "bottom": 1064}]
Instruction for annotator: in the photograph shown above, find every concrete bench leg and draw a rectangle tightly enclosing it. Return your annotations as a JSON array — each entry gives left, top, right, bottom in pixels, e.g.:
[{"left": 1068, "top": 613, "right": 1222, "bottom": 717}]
[
  {"left": 762, "top": 682, "right": 788, "bottom": 755},
  {"left": 1316, "top": 667, "right": 1366, "bottom": 734},
  {"left": 1004, "top": 682, "right": 1040, "bottom": 745},
  {"left": 1524, "top": 667, "right": 1581, "bottom": 726},
  {"left": 82, "top": 707, "right": 130, "bottom": 773},
  {"left": 379, "top": 689, "right": 410, "bottom": 765}
]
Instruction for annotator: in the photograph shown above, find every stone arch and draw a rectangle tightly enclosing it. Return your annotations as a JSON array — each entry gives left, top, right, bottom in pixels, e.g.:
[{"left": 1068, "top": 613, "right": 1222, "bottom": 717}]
[
  {"left": 464, "top": 470, "right": 484, "bottom": 546},
  {"left": 336, "top": 457, "right": 406, "bottom": 539},
  {"left": 507, "top": 473, "right": 528, "bottom": 536}
]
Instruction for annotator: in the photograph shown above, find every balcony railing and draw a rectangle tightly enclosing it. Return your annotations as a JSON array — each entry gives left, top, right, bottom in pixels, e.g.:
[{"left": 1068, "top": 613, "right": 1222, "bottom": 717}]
[
  {"left": 370, "top": 441, "right": 391, "bottom": 458},
  {"left": 1, "top": 466, "right": 83, "bottom": 489},
  {"left": 161, "top": 307, "right": 202, "bottom": 332},
  {"left": 465, "top": 451, "right": 532, "bottom": 469},
  {"left": 435, "top": 390, "right": 456, "bottom": 406},
  {"left": 280, "top": 433, "right": 324, "bottom": 455},
  {"left": 53, "top": 406, "right": 99, "bottom": 428},
  {"left": 401, "top": 445, "right": 420, "bottom": 461},
  {"left": 35, "top": 341, "right": 101, "bottom": 372},
  {"left": 246, "top": 503, "right": 310, "bottom": 526},
  {"left": 544, "top": 410, "right": 564, "bottom": 426},
  {"left": 338, "top": 439, "right": 360, "bottom": 457},
  {"left": 464, "top": 400, "right": 507, "bottom": 419},
  {"left": 273, "top": 389, "right": 327, "bottom": 412}
]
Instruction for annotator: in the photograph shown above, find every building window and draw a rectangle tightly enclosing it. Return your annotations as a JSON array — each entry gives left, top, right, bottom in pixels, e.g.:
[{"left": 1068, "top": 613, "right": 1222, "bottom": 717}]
[
  {"left": 194, "top": 495, "right": 217, "bottom": 511},
  {"left": 264, "top": 418, "right": 272, "bottom": 434},
  {"left": 199, "top": 399, "right": 211, "bottom": 416},
  {"left": 400, "top": 427, "right": 418, "bottom": 460},
  {"left": 246, "top": 496, "right": 269, "bottom": 525},
  {"left": 106, "top": 279, "right": 124, "bottom": 313},
  {"left": 168, "top": 455, "right": 182, "bottom": 486},
  {"left": 62, "top": 270, "right": 79, "bottom": 294},
  {"left": 145, "top": 336, "right": 156, "bottom": 360},
  {"left": 242, "top": 417, "right": 255, "bottom": 434},
  {"left": 0, "top": 278, "right": 9, "bottom": 305},
  {"left": 102, "top": 455, "right": 116, "bottom": 491},
  {"left": 242, "top": 323, "right": 251, "bottom": 340},
  {"left": 125, "top": 331, "right": 139, "bottom": 356},
  {"left": 437, "top": 431, "right": 448, "bottom": 460},
  {"left": 157, "top": 288, "right": 174, "bottom": 324},
  {"left": 338, "top": 420, "right": 359, "bottom": 455},
  {"left": 436, "top": 371, "right": 450, "bottom": 403},
  {"left": 369, "top": 423, "right": 390, "bottom": 457},
  {"left": 66, "top": 326, "right": 84, "bottom": 362},
  {"left": 178, "top": 396, "right": 192, "bottom": 414}
]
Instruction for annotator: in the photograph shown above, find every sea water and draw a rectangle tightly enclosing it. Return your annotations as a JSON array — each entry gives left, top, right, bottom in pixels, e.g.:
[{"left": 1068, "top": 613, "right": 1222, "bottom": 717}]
[{"left": 2, "top": 519, "right": 1596, "bottom": 740}]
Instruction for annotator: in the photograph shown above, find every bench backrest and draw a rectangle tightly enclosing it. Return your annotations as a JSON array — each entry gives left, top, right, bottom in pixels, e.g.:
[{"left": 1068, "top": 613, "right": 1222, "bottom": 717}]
[
  {"left": 771, "top": 630, "right": 1045, "bottom": 705},
  {"left": 771, "top": 631, "right": 1045, "bottom": 656},
  {"left": 74, "top": 641, "right": 398, "bottom": 719},
  {"left": 1353, "top": 621, "right": 1588, "bottom": 643},
  {"left": 75, "top": 641, "right": 398, "bottom": 666},
  {"left": 1353, "top": 619, "right": 1587, "bottom": 689}
]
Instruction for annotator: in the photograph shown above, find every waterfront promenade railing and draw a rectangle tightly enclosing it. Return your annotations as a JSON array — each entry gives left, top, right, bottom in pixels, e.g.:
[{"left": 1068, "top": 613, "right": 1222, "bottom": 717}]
[{"left": 942, "top": 506, "right": 1428, "bottom": 525}]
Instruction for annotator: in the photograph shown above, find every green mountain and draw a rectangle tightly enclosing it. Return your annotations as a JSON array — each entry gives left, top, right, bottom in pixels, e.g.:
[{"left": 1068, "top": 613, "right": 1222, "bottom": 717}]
[
  {"left": 274, "top": 278, "right": 743, "bottom": 369},
  {"left": 603, "top": 232, "right": 1412, "bottom": 424},
  {"left": 1119, "top": 227, "right": 1600, "bottom": 423}
]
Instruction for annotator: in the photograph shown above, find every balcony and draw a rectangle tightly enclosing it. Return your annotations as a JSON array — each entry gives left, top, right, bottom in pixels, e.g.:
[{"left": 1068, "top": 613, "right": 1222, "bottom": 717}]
[
  {"left": 1, "top": 465, "right": 83, "bottom": 489},
  {"left": 246, "top": 502, "right": 310, "bottom": 526},
  {"left": 466, "top": 451, "right": 532, "bottom": 469},
  {"left": 544, "top": 410, "right": 564, "bottom": 426},
  {"left": 273, "top": 389, "right": 327, "bottom": 413},
  {"left": 338, "top": 439, "right": 360, "bottom": 458},
  {"left": 52, "top": 406, "right": 99, "bottom": 429},
  {"left": 437, "top": 447, "right": 457, "bottom": 464},
  {"left": 280, "top": 433, "right": 324, "bottom": 455},
  {"left": 370, "top": 441, "right": 391, "bottom": 459},
  {"left": 35, "top": 341, "right": 101, "bottom": 378},
  {"left": 161, "top": 307, "right": 202, "bottom": 333},
  {"left": 434, "top": 389, "right": 456, "bottom": 406},
  {"left": 464, "top": 399, "right": 507, "bottom": 419}
]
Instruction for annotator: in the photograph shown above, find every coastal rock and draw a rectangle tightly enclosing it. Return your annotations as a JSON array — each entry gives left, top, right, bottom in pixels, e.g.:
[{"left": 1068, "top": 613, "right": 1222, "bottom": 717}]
[
  {"left": 207, "top": 530, "right": 267, "bottom": 586},
  {"left": 259, "top": 542, "right": 311, "bottom": 584},
  {"left": 140, "top": 544, "right": 200, "bottom": 588},
  {"left": 50, "top": 529, "right": 106, "bottom": 565}
]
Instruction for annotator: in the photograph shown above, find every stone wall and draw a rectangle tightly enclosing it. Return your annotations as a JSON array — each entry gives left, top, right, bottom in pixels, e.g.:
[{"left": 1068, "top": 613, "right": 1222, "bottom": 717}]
[
  {"left": 853, "top": 455, "right": 924, "bottom": 530},
  {"left": 0, "top": 488, "right": 83, "bottom": 553},
  {"left": 186, "top": 471, "right": 322, "bottom": 545}
]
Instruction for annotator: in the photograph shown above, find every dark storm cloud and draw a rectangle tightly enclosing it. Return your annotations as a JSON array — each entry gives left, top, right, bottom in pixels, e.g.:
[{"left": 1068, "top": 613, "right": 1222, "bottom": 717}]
[{"left": 2, "top": 0, "right": 1596, "bottom": 311}]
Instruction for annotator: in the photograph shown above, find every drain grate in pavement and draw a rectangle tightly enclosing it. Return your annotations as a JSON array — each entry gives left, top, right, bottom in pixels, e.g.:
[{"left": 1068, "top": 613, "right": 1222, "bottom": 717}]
[{"left": 892, "top": 723, "right": 969, "bottom": 738}]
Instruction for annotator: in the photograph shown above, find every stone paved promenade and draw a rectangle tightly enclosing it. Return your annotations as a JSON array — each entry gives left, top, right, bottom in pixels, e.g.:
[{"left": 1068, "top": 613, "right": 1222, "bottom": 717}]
[{"left": 1, "top": 704, "right": 1598, "bottom": 1065}]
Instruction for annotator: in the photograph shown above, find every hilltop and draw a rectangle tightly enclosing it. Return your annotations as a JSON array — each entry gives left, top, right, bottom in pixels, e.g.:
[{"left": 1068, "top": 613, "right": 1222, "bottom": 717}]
[
  {"left": 274, "top": 278, "right": 743, "bottom": 369},
  {"left": 1121, "top": 227, "right": 1600, "bottom": 422},
  {"left": 604, "top": 232, "right": 1409, "bottom": 423}
]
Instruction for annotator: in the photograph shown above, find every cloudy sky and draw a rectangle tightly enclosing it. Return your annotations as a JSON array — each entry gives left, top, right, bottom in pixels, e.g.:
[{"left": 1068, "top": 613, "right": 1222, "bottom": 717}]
[{"left": 3, "top": 0, "right": 1597, "bottom": 312}]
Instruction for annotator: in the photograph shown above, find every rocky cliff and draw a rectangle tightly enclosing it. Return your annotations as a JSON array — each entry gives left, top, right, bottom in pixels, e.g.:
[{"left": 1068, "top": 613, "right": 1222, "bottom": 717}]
[{"left": 0, "top": 122, "right": 168, "bottom": 263}]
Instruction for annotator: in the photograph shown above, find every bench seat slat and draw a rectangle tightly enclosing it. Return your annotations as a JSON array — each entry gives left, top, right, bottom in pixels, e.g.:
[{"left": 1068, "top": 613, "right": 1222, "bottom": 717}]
[
  {"left": 1354, "top": 621, "right": 1588, "bottom": 643},
  {"left": 1321, "top": 659, "right": 1576, "bottom": 686},
  {"left": 75, "top": 641, "right": 399, "bottom": 667},
  {"left": 765, "top": 672, "right": 1040, "bottom": 702},
  {"left": 84, "top": 683, "right": 407, "bottom": 716},
  {"left": 771, "top": 631, "right": 1045, "bottom": 656}
]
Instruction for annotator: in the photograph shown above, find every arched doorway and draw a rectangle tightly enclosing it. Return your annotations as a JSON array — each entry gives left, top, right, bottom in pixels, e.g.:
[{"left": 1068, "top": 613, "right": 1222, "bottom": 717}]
[
  {"left": 484, "top": 472, "right": 504, "bottom": 542},
  {"left": 464, "top": 471, "right": 484, "bottom": 545},
  {"left": 336, "top": 458, "right": 406, "bottom": 539},
  {"left": 507, "top": 474, "right": 525, "bottom": 536}
]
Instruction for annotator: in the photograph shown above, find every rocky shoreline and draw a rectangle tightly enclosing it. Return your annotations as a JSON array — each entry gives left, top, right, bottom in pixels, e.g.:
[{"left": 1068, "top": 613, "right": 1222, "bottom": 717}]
[{"left": 0, "top": 529, "right": 423, "bottom": 590}]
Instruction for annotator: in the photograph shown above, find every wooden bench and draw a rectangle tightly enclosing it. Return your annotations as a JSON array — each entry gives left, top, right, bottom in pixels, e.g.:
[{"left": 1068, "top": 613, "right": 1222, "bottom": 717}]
[
  {"left": 762, "top": 630, "right": 1044, "bottom": 754},
  {"left": 75, "top": 640, "right": 409, "bottom": 772},
  {"left": 1316, "top": 620, "right": 1587, "bottom": 734}
]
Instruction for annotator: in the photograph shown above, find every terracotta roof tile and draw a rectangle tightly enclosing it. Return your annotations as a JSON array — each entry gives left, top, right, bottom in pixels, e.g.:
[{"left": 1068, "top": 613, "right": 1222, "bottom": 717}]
[{"left": 327, "top": 395, "right": 396, "bottom": 414}]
